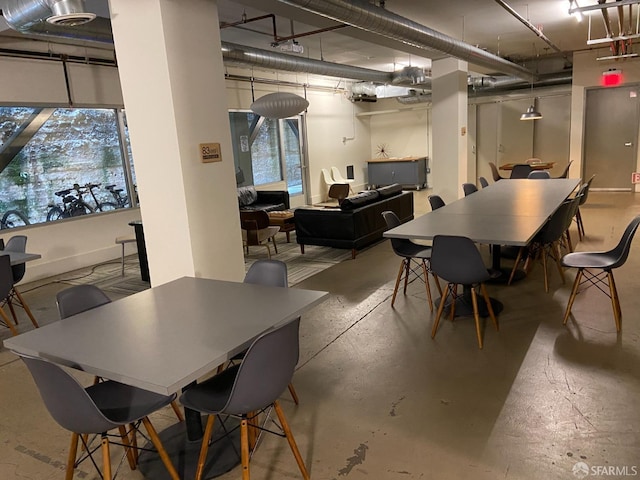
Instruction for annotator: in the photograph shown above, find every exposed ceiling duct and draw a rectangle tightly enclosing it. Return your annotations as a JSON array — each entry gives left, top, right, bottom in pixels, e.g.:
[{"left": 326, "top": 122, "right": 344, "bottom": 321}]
[
  {"left": 222, "top": 41, "right": 394, "bottom": 83},
  {"left": 1, "top": 0, "right": 95, "bottom": 31},
  {"left": 274, "top": 0, "right": 534, "bottom": 81}
]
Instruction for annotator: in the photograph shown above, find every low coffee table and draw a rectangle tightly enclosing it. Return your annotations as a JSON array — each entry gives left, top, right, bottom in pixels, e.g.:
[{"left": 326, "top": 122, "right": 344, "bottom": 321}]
[{"left": 267, "top": 210, "right": 295, "bottom": 242}]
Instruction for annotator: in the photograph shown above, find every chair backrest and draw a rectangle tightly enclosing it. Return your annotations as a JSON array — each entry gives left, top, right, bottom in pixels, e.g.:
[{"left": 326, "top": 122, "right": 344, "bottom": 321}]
[
  {"left": 479, "top": 177, "right": 489, "bottom": 188},
  {"left": 554, "top": 160, "right": 573, "bottom": 179},
  {"left": 19, "top": 354, "right": 117, "bottom": 434},
  {"left": 0, "top": 255, "right": 14, "bottom": 300},
  {"left": 578, "top": 174, "right": 596, "bottom": 206},
  {"left": 382, "top": 210, "right": 415, "bottom": 256},
  {"left": 537, "top": 200, "right": 574, "bottom": 244},
  {"left": 528, "top": 171, "right": 551, "bottom": 179},
  {"left": 244, "top": 259, "right": 288, "bottom": 288},
  {"left": 56, "top": 285, "right": 111, "bottom": 319},
  {"left": 222, "top": 318, "right": 300, "bottom": 415},
  {"left": 510, "top": 164, "right": 533, "bottom": 179},
  {"left": 331, "top": 166, "right": 347, "bottom": 183},
  {"left": 240, "top": 210, "right": 271, "bottom": 246},
  {"left": 428, "top": 194, "right": 445, "bottom": 210},
  {"left": 430, "top": 235, "right": 490, "bottom": 285},
  {"left": 321, "top": 168, "right": 335, "bottom": 185},
  {"left": 488, "top": 162, "right": 502, "bottom": 182},
  {"left": 328, "top": 183, "right": 349, "bottom": 203},
  {"left": 462, "top": 183, "right": 478, "bottom": 196},
  {"left": 4, "top": 235, "right": 27, "bottom": 283},
  {"left": 608, "top": 215, "right": 640, "bottom": 269}
]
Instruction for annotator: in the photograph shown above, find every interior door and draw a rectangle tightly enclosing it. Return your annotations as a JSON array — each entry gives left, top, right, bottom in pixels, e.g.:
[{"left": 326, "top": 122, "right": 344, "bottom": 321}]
[{"left": 584, "top": 86, "right": 640, "bottom": 190}]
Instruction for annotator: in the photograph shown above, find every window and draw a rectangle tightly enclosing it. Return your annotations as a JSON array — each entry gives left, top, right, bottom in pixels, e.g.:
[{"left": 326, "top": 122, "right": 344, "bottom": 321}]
[
  {"left": 0, "top": 106, "right": 136, "bottom": 229},
  {"left": 229, "top": 111, "right": 305, "bottom": 196}
]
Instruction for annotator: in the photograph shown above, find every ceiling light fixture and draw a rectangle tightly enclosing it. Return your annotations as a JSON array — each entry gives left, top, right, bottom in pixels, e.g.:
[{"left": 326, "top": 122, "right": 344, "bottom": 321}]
[
  {"left": 250, "top": 92, "right": 309, "bottom": 119},
  {"left": 521, "top": 44, "right": 543, "bottom": 121}
]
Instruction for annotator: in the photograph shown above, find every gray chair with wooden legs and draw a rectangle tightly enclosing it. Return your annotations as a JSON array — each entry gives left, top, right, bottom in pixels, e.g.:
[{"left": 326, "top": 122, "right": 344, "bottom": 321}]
[
  {"left": 382, "top": 211, "right": 440, "bottom": 312},
  {"left": 240, "top": 210, "right": 280, "bottom": 258},
  {"left": 239, "top": 259, "right": 300, "bottom": 405},
  {"left": 518, "top": 200, "right": 574, "bottom": 292},
  {"left": 179, "top": 318, "right": 310, "bottom": 480},
  {"left": 510, "top": 164, "right": 533, "bottom": 179},
  {"left": 56, "top": 285, "right": 184, "bottom": 423},
  {"left": 430, "top": 235, "right": 498, "bottom": 349},
  {"left": 489, "top": 162, "right": 506, "bottom": 182},
  {"left": 327, "top": 183, "right": 350, "bottom": 204},
  {"left": 462, "top": 183, "right": 478, "bottom": 196},
  {"left": 3, "top": 235, "right": 39, "bottom": 329},
  {"left": 428, "top": 194, "right": 445, "bottom": 211},
  {"left": 562, "top": 215, "right": 640, "bottom": 332},
  {"left": 18, "top": 354, "right": 180, "bottom": 480},
  {"left": 0, "top": 255, "right": 19, "bottom": 336},
  {"left": 479, "top": 177, "right": 489, "bottom": 188},
  {"left": 574, "top": 174, "right": 596, "bottom": 240}
]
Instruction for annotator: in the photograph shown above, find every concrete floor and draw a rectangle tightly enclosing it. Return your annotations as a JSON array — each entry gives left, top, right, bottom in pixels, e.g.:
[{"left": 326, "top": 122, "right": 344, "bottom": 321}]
[{"left": 1, "top": 190, "right": 639, "bottom": 480}]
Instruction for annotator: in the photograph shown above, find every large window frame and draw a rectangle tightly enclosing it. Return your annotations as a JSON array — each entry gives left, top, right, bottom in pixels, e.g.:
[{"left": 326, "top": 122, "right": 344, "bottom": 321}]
[{"left": 0, "top": 105, "right": 137, "bottom": 230}]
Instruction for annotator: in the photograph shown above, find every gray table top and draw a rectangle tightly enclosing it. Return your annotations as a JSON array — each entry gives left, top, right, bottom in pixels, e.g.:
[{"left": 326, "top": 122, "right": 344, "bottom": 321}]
[
  {"left": 385, "top": 178, "right": 580, "bottom": 246},
  {"left": 0, "top": 251, "right": 41, "bottom": 266},
  {"left": 4, "top": 276, "right": 329, "bottom": 395}
]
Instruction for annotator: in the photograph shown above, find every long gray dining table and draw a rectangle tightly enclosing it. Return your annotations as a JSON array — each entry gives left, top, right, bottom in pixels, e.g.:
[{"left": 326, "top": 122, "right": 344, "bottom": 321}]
[
  {"left": 4, "top": 276, "right": 329, "bottom": 479},
  {"left": 384, "top": 178, "right": 580, "bottom": 313}
]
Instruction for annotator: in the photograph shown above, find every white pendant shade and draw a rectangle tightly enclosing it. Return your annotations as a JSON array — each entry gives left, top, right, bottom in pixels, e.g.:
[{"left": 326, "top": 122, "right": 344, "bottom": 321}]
[{"left": 250, "top": 92, "right": 309, "bottom": 119}]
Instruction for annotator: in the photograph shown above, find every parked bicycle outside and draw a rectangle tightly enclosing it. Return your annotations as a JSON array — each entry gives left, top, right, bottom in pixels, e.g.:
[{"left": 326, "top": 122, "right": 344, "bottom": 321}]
[{"left": 0, "top": 209, "right": 30, "bottom": 229}]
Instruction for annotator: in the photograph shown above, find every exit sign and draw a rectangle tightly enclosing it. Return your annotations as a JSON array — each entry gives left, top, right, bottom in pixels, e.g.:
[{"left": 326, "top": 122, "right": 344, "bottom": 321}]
[{"left": 632, "top": 172, "right": 640, "bottom": 184}]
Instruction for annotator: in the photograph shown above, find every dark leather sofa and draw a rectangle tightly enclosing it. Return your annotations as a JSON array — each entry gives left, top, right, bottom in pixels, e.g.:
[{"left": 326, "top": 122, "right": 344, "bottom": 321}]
[
  {"left": 294, "top": 184, "right": 413, "bottom": 259},
  {"left": 238, "top": 186, "right": 290, "bottom": 212}
]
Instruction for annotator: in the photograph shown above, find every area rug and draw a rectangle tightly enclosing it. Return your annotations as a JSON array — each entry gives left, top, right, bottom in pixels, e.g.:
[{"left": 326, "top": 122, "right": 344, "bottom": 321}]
[{"left": 55, "top": 232, "right": 350, "bottom": 294}]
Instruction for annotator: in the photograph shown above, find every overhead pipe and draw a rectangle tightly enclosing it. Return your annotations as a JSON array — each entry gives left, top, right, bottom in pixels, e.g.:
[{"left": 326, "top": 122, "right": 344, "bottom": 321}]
[
  {"left": 275, "top": 0, "right": 534, "bottom": 81},
  {"left": 492, "top": 0, "right": 572, "bottom": 66},
  {"left": 222, "top": 41, "right": 394, "bottom": 83},
  {"left": 1, "top": 0, "right": 94, "bottom": 31}
]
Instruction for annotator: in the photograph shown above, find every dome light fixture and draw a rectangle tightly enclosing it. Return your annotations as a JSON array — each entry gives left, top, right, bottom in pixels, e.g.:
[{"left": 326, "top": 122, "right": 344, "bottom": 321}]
[{"left": 520, "top": 104, "right": 543, "bottom": 120}]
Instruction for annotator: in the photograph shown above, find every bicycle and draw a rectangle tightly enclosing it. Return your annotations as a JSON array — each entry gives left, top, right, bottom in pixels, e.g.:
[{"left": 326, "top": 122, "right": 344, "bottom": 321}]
[
  {"left": 0, "top": 209, "right": 30, "bottom": 229},
  {"left": 79, "top": 183, "right": 118, "bottom": 212},
  {"left": 46, "top": 188, "right": 93, "bottom": 222},
  {"left": 105, "top": 184, "right": 129, "bottom": 208}
]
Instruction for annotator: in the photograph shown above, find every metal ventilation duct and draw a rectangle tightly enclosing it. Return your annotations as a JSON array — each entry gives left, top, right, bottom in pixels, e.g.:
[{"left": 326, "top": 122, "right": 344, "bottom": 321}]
[
  {"left": 1, "top": 0, "right": 94, "bottom": 32},
  {"left": 275, "top": 0, "right": 533, "bottom": 81},
  {"left": 222, "top": 41, "right": 393, "bottom": 83}
]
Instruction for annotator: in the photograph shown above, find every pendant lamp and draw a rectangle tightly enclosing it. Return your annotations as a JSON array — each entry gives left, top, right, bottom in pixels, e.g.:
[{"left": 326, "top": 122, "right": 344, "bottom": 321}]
[
  {"left": 250, "top": 92, "right": 309, "bottom": 119},
  {"left": 520, "top": 103, "right": 542, "bottom": 120}
]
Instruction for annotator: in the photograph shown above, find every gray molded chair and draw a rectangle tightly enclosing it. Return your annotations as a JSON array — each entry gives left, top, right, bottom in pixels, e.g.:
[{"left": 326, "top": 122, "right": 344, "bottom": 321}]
[
  {"left": 462, "top": 183, "right": 478, "bottom": 196},
  {"left": 3, "top": 235, "right": 39, "bottom": 329},
  {"left": 562, "top": 215, "right": 640, "bottom": 331},
  {"left": 575, "top": 174, "right": 596, "bottom": 240},
  {"left": 0, "top": 255, "right": 19, "bottom": 336},
  {"left": 488, "top": 162, "right": 506, "bottom": 182},
  {"left": 240, "top": 259, "right": 300, "bottom": 405},
  {"left": 328, "top": 183, "right": 350, "bottom": 204},
  {"left": 520, "top": 200, "right": 575, "bottom": 292},
  {"left": 56, "top": 285, "right": 184, "bottom": 422},
  {"left": 179, "top": 318, "right": 310, "bottom": 480},
  {"left": 527, "top": 170, "right": 551, "bottom": 179},
  {"left": 19, "top": 354, "right": 180, "bottom": 480},
  {"left": 430, "top": 235, "right": 498, "bottom": 349},
  {"left": 382, "top": 211, "right": 440, "bottom": 312},
  {"left": 428, "top": 194, "right": 445, "bottom": 211},
  {"left": 510, "top": 164, "right": 533, "bottom": 179},
  {"left": 479, "top": 177, "right": 489, "bottom": 188}
]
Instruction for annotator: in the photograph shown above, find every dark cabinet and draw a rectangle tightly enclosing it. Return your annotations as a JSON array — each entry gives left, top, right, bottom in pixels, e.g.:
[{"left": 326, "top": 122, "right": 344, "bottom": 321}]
[{"left": 367, "top": 156, "right": 428, "bottom": 189}]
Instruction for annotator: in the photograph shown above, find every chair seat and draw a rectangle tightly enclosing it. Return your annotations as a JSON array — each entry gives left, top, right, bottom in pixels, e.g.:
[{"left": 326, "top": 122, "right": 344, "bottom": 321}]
[
  {"left": 394, "top": 241, "right": 432, "bottom": 260},
  {"left": 88, "top": 380, "right": 175, "bottom": 425},
  {"left": 242, "top": 226, "right": 280, "bottom": 244},
  {"left": 115, "top": 234, "right": 136, "bottom": 245},
  {"left": 180, "top": 365, "right": 239, "bottom": 414},
  {"left": 561, "top": 251, "right": 618, "bottom": 269}
]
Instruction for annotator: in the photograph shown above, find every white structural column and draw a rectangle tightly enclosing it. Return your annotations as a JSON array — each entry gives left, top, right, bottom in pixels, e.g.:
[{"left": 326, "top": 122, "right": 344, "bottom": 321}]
[
  {"left": 108, "top": 0, "right": 244, "bottom": 285},
  {"left": 431, "top": 58, "right": 469, "bottom": 201}
]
